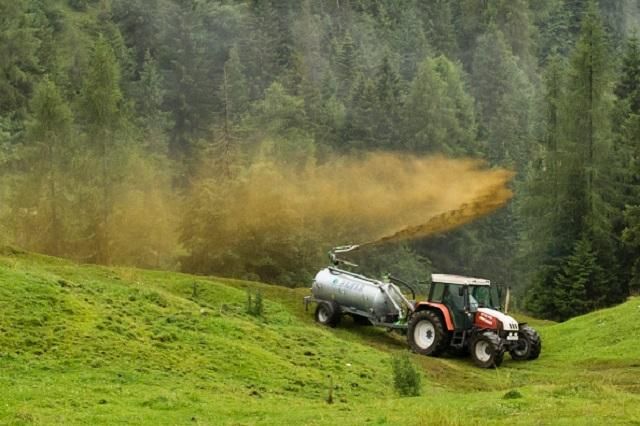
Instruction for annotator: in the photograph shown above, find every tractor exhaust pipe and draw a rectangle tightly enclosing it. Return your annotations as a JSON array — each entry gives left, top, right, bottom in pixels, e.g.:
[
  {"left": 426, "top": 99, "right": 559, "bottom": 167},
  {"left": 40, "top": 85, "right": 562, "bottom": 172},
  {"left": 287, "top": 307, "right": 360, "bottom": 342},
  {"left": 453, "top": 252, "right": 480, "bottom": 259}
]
[{"left": 504, "top": 286, "right": 511, "bottom": 314}]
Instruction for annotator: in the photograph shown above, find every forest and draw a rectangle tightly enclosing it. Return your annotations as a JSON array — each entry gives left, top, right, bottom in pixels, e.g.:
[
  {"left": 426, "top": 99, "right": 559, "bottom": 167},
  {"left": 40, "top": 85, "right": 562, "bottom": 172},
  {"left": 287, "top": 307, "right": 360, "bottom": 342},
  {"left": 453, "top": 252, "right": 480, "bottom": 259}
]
[{"left": 1, "top": 0, "right": 640, "bottom": 321}]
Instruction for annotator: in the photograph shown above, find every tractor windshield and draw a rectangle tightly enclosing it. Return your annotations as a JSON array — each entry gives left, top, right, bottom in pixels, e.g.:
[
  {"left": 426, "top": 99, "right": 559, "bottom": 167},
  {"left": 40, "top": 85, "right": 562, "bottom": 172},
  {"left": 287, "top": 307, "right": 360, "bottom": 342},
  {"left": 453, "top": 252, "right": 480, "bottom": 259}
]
[{"left": 471, "top": 285, "right": 501, "bottom": 310}]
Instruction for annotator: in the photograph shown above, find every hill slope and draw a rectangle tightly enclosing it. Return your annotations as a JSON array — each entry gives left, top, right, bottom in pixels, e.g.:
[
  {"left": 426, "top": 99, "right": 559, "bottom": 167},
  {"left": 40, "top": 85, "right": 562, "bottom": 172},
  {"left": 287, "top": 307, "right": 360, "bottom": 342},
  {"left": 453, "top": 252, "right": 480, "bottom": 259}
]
[{"left": 1, "top": 249, "right": 639, "bottom": 425}]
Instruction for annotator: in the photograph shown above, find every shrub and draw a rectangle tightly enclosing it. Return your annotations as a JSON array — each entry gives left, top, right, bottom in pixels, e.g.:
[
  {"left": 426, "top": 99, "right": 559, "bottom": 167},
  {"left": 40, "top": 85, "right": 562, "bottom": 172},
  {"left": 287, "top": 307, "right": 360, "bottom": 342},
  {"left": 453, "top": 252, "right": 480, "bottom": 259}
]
[
  {"left": 68, "top": 0, "right": 88, "bottom": 11},
  {"left": 391, "top": 353, "right": 422, "bottom": 397},
  {"left": 246, "top": 290, "right": 264, "bottom": 317},
  {"left": 503, "top": 389, "right": 523, "bottom": 399}
]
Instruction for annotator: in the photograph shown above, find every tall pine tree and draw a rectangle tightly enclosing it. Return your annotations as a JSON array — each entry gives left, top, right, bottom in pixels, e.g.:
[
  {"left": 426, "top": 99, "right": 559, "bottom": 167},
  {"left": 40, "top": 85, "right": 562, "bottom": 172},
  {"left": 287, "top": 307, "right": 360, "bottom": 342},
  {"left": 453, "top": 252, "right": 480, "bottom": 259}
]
[
  {"left": 80, "top": 36, "right": 127, "bottom": 264},
  {"left": 11, "top": 78, "right": 73, "bottom": 256}
]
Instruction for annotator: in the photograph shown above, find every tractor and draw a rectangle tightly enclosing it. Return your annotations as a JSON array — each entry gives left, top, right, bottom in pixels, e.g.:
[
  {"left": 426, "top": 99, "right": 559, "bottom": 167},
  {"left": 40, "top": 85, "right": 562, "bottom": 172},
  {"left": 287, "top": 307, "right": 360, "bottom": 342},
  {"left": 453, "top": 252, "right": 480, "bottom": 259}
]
[{"left": 406, "top": 273, "right": 541, "bottom": 367}]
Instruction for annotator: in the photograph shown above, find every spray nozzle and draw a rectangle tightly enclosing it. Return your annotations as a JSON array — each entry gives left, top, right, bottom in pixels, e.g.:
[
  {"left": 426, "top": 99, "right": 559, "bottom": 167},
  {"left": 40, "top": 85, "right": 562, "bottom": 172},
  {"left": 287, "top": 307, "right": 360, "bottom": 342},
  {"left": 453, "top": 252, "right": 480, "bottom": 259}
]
[{"left": 329, "top": 245, "right": 360, "bottom": 267}]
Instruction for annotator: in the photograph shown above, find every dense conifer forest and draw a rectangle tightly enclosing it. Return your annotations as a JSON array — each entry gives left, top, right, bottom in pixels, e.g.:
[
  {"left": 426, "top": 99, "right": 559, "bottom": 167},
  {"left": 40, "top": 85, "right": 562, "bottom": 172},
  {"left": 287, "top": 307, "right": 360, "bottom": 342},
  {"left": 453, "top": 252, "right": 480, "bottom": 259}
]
[{"left": 2, "top": 0, "right": 640, "bottom": 320}]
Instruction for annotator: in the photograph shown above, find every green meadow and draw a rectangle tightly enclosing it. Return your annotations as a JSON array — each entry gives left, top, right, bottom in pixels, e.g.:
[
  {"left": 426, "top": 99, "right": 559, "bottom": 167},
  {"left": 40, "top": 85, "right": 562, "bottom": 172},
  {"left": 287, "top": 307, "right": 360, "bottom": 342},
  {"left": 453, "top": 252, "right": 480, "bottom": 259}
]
[{"left": 1, "top": 248, "right": 639, "bottom": 425}]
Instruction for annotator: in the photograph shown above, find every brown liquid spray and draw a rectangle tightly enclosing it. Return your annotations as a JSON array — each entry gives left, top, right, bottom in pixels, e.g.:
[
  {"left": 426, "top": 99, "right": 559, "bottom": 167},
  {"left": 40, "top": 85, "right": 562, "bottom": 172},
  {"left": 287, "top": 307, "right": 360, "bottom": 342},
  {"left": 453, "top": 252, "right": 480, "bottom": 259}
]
[{"left": 208, "top": 152, "right": 514, "bottom": 249}]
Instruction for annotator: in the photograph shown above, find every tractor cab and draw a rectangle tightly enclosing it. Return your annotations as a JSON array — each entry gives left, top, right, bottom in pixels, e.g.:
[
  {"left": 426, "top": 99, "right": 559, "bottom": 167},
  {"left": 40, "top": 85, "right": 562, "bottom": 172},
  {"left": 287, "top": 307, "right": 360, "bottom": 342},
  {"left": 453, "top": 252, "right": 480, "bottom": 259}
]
[{"left": 427, "top": 274, "right": 500, "bottom": 330}]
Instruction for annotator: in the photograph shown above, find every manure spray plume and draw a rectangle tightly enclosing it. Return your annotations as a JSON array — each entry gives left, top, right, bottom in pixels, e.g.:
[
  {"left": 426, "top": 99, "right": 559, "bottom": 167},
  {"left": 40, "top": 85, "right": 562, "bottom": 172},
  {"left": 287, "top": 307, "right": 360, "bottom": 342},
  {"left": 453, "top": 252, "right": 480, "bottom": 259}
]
[
  {"left": 206, "top": 152, "right": 514, "bottom": 251},
  {"left": 358, "top": 175, "right": 514, "bottom": 248}
]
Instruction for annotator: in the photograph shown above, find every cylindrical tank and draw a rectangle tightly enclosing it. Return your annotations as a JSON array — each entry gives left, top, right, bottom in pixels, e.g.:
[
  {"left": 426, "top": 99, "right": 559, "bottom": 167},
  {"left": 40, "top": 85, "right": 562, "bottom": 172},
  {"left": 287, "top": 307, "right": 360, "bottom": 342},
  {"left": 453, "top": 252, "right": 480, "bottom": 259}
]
[{"left": 312, "top": 267, "right": 404, "bottom": 320}]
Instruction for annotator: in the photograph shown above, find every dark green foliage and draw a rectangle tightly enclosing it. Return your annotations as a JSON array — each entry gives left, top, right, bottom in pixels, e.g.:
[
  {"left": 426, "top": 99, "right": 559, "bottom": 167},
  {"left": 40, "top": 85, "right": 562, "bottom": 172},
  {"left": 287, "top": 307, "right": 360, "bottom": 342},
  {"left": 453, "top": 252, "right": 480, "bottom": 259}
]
[
  {"left": 221, "top": 47, "right": 249, "bottom": 125},
  {"left": 10, "top": 78, "right": 72, "bottom": 256},
  {"left": 552, "top": 238, "right": 602, "bottom": 319},
  {"left": 614, "top": 38, "right": 640, "bottom": 208},
  {"left": 0, "top": 0, "right": 41, "bottom": 118},
  {"left": 622, "top": 206, "right": 640, "bottom": 294},
  {"left": 0, "top": 0, "right": 638, "bottom": 321},
  {"left": 528, "top": 237, "right": 606, "bottom": 321},
  {"left": 616, "top": 37, "right": 640, "bottom": 114},
  {"left": 516, "top": 56, "right": 568, "bottom": 292},
  {"left": 503, "top": 389, "right": 523, "bottom": 399},
  {"left": 391, "top": 353, "right": 422, "bottom": 397},
  {"left": 472, "top": 26, "right": 533, "bottom": 166},
  {"left": 68, "top": 0, "right": 89, "bottom": 12},
  {"left": 351, "top": 244, "right": 430, "bottom": 291},
  {"left": 246, "top": 290, "right": 264, "bottom": 317},
  {"left": 521, "top": 4, "right": 631, "bottom": 318},
  {"left": 418, "top": 0, "right": 457, "bottom": 56},
  {"left": 403, "top": 56, "right": 476, "bottom": 155},
  {"left": 80, "top": 36, "right": 127, "bottom": 264}
]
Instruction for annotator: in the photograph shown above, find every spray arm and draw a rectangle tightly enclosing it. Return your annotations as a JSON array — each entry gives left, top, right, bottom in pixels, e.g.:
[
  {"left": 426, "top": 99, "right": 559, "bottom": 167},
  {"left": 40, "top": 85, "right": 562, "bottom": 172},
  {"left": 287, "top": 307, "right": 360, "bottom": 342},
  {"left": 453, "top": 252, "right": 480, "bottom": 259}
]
[{"left": 329, "top": 245, "right": 360, "bottom": 267}]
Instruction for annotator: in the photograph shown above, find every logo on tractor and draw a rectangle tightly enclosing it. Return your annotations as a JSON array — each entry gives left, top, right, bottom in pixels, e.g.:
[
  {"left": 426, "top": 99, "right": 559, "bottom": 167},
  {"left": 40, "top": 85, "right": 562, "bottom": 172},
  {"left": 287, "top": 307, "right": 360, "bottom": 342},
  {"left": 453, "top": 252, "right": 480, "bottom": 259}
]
[{"left": 478, "top": 313, "right": 495, "bottom": 326}]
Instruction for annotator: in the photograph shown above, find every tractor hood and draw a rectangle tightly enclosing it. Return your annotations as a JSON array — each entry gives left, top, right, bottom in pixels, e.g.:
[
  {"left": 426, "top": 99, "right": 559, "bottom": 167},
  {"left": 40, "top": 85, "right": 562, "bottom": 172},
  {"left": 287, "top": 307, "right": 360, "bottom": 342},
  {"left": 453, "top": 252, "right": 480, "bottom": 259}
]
[{"left": 476, "top": 308, "right": 519, "bottom": 331}]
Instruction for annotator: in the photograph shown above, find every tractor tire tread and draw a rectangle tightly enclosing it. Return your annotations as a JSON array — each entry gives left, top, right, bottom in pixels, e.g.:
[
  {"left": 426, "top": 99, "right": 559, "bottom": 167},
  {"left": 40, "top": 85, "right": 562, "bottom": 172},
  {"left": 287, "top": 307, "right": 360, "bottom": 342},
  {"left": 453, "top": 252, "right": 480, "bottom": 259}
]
[
  {"left": 521, "top": 325, "right": 542, "bottom": 360},
  {"left": 315, "top": 301, "right": 341, "bottom": 327},
  {"left": 407, "top": 310, "right": 450, "bottom": 357},
  {"left": 471, "top": 331, "right": 505, "bottom": 368}
]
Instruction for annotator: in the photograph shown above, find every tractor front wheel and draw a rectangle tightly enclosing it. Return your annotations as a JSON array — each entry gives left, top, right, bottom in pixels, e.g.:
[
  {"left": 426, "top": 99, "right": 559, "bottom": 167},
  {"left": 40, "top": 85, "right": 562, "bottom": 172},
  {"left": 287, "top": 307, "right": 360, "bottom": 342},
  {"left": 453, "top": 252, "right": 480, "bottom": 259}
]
[
  {"left": 470, "top": 331, "right": 504, "bottom": 368},
  {"left": 509, "top": 325, "right": 540, "bottom": 361},
  {"left": 512, "top": 325, "right": 541, "bottom": 360},
  {"left": 407, "top": 310, "right": 449, "bottom": 356}
]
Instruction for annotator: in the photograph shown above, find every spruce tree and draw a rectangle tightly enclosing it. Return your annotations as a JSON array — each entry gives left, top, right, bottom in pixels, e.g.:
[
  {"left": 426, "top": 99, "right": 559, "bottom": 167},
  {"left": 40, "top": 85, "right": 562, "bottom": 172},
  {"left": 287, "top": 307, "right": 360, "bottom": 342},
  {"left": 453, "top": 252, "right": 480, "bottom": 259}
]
[
  {"left": 622, "top": 206, "right": 640, "bottom": 293},
  {"left": 527, "top": 3, "right": 623, "bottom": 317},
  {"left": 81, "top": 36, "right": 126, "bottom": 264},
  {"left": 13, "top": 78, "right": 72, "bottom": 256},
  {"left": 552, "top": 237, "right": 605, "bottom": 320},
  {"left": 215, "top": 46, "right": 249, "bottom": 177},
  {"left": 161, "top": 2, "right": 216, "bottom": 162},
  {"left": 403, "top": 57, "right": 476, "bottom": 155},
  {"left": 517, "top": 55, "right": 568, "bottom": 288},
  {"left": 0, "top": 0, "right": 40, "bottom": 119},
  {"left": 372, "top": 55, "right": 402, "bottom": 149},
  {"left": 564, "top": 2, "right": 618, "bottom": 291},
  {"left": 221, "top": 47, "right": 249, "bottom": 125},
  {"left": 614, "top": 36, "right": 640, "bottom": 207},
  {"left": 472, "top": 25, "right": 533, "bottom": 166},
  {"left": 613, "top": 37, "right": 640, "bottom": 295},
  {"left": 343, "top": 72, "right": 377, "bottom": 151},
  {"left": 418, "top": 0, "right": 457, "bottom": 57}
]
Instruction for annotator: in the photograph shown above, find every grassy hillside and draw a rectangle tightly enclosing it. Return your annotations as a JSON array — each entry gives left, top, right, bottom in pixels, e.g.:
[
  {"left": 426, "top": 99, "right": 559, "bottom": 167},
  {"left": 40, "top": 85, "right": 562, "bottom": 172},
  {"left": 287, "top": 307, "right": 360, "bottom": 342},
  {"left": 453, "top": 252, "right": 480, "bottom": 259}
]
[{"left": 1, "top": 249, "right": 639, "bottom": 425}]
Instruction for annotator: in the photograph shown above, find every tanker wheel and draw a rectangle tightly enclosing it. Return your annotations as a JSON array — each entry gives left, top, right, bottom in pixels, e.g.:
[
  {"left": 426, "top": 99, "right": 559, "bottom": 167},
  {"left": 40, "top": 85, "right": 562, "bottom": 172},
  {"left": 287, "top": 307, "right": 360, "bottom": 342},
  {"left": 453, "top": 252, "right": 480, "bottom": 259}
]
[
  {"left": 315, "top": 301, "right": 341, "bottom": 328},
  {"left": 407, "top": 310, "right": 449, "bottom": 356},
  {"left": 470, "top": 331, "right": 504, "bottom": 368}
]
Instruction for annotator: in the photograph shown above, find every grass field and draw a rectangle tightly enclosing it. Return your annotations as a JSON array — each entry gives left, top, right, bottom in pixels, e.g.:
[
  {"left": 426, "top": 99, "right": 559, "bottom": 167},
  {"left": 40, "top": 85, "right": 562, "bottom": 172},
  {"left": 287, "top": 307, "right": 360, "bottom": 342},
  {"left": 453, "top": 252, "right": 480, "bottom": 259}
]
[{"left": 1, "top": 247, "right": 639, "bottom": 425}]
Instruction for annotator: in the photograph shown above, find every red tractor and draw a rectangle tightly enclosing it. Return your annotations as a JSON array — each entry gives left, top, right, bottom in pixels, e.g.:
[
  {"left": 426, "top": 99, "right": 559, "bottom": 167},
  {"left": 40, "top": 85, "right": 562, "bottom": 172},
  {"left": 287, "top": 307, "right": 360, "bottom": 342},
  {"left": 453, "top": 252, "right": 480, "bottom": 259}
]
[{"left": 407, "top": 274, "right": 541, "bottom": 367}]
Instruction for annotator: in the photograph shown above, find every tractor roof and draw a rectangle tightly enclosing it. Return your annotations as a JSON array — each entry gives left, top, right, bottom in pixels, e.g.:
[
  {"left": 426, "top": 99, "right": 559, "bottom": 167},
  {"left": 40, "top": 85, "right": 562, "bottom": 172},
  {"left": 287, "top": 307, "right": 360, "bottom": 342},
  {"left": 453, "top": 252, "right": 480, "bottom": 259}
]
[{"left": 431, "top": 274, "right": 491, "bottom": 286}]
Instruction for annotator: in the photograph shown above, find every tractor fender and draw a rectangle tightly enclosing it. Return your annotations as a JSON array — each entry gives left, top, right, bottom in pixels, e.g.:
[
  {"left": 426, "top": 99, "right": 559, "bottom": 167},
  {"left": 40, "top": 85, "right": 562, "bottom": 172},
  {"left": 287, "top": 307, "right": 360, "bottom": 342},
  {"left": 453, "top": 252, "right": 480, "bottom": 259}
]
[{"left": 413, "top": 302, "right": 454, "bottom": 331}]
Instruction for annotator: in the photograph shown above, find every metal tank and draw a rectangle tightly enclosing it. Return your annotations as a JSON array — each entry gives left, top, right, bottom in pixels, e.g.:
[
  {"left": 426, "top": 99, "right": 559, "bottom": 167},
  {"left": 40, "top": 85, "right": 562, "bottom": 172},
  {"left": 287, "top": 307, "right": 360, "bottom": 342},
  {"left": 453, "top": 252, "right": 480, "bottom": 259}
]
[{"left": 311, "top": 267, "right": 410, "bottom": 323}]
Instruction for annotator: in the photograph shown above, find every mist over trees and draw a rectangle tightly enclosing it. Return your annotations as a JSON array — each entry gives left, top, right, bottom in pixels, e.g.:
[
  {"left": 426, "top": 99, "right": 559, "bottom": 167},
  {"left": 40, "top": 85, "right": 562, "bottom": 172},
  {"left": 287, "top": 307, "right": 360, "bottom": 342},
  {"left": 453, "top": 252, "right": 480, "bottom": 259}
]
[{"left": 2, "top": 0, "right": 640, "bottom": 320}]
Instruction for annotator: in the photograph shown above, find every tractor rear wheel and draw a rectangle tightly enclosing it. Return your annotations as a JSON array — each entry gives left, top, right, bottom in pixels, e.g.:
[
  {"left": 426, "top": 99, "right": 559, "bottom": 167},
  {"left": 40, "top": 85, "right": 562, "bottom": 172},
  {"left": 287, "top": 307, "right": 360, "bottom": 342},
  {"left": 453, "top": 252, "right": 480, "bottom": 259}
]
[
  {"left": 315, "top": 301, "right": 341, "bottom": 327},
  {"left": 407, "top": 310, "right": 450, "bottom": 356},
  {"left": 510, "top": 324, "right": 541, "bottom": 360},
  {"left": 470, "top": 331, "right": 504, "bottom": 368}
]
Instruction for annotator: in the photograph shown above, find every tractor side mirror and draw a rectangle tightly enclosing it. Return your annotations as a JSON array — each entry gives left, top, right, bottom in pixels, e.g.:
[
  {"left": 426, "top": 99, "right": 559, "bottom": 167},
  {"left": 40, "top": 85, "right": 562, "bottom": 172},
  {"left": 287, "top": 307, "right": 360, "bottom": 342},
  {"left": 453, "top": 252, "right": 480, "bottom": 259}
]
[{"left": 458, "top": 287, "right": 464, "bottom": 297}]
